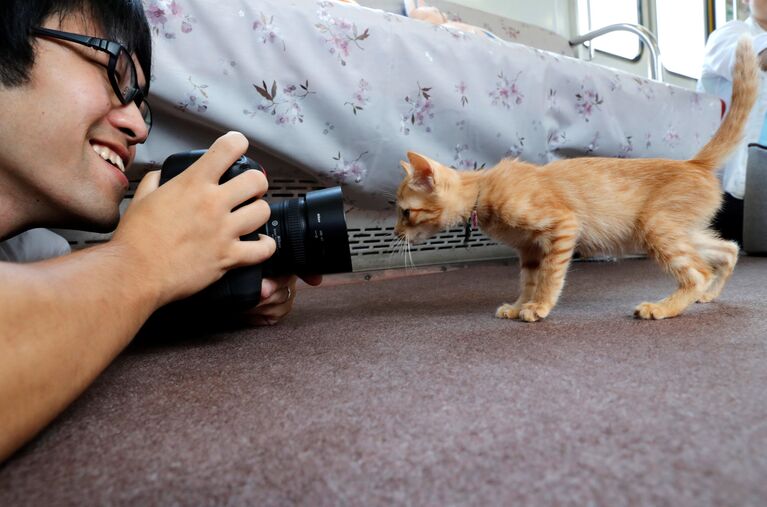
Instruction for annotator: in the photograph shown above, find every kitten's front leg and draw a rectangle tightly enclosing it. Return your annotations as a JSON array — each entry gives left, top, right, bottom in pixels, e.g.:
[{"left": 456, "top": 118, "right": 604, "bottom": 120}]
[
  {"left": 518, "top": 227, "right": 577, "bottom": 322},
  {"left": 496, "top": 248, "right": 541, "bottom": 320}
]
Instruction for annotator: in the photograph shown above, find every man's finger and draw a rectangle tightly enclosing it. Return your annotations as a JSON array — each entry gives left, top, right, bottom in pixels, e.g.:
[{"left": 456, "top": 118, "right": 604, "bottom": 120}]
[
  {"left": 259, "top": 276, "right": 296, "bottom": 305},
  {"left": 246, "top": 299, "right": 293, "bottom": 323},
  {"left": 231, "top": 199, "right": 271, "bottom": 237},
  {"left": 221, "top": 169, "right": 269, "bottom": 209},
  {"left": 256, "top": 286, "right": 292, "bottom": 307},
  {"left": 132, "top": 170, "right": 161, "bottom": 202},
  {"left": 190, "top": 131, "right": 249, "bottom": 181},
  {"left": 299, "top": 274, "right": 323, "bottom": 286},
  {"left": 230, "top": 234, "right": 277, "bottom": 268}
]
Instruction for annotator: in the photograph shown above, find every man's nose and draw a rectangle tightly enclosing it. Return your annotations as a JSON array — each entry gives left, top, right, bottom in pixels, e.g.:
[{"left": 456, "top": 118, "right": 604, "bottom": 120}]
[{"left": 112, "top": 101, "right": 150, "bottom": 144}]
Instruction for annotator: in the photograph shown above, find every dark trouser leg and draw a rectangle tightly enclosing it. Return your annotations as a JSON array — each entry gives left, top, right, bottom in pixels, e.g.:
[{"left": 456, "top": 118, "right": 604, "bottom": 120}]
[{"left": 712, "top": 192, "right": 743, "bottom": 248}]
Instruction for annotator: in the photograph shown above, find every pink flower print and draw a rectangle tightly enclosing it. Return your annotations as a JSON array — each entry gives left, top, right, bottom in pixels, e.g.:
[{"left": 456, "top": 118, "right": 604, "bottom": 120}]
[
  {"left": 663, "top": 126, "right": 680, "bottom": 148},
  {"left": 253, "top": 13, "right": 285, "bottom": 49},
  {"left": 690, "top": 93, "right": 704, "bottom": 112},
  {"left": 489, "top": 72, "right": 523, "bottom": 109},
  {"left": 315, "top": 2, "right": 370, "bottom": 66},
  {"left": 547, "top": 129, "right": 567, "bottom": 147},
  {"left": 143, "top": 0, "right": 195, "bottom": 38},
  {"left": 547, "top": 89, "right": 558, "bottom": 108},
  {"left": 401, "top": 83, "right": 434, "bottom": 135},
  {"left": 618, "top": 136, "right": 634, "bottom": 158},
  {"left": 455, "top": 82, "right": 469, "bottom": 107},
  {"left": 245, "top": 79, "right": 315, "bottom": 126},
  {"left": 330, "top": 36, "right": 351, "bottom": 59},
  {"left": 632, "top": 77, "right": 655, "bottom": 100},
  {"left": 504, "top": 134, "right": 526, "bottom": 158},
  {"left": 585, "top": 132, "right": 600, "bottom": 154},
  {"left": 575, "top": 86, "right": 603, "bottom": 122},
  {"left": 175, "top": 77, "right": 209, "bottom": 114},
  {"left": 345, "top": 79, "right": 371, "bottom": 115},
  {"left": 145, "top": 3, "right": 167, "bottom": 26},
  {"left": 331, "top": 151, "right": 369, "bottom": 183},
  {"left": 453, "top": 144, "right": 482, "bottom": 170}
]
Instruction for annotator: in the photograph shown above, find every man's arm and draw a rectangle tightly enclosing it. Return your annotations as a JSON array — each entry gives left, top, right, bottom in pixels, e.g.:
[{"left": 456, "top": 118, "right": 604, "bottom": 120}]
[
  {"left": 702, "top": 21, "right": 767, "bottom": 79},
  {"left": 0, "top": 132, "right": 275, "bottom": 461}
]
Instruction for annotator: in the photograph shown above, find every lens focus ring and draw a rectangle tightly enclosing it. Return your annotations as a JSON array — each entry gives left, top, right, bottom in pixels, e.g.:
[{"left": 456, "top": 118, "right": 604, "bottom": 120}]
[{"left": 285, "top": 198, "right": 307, "bottom": 270}]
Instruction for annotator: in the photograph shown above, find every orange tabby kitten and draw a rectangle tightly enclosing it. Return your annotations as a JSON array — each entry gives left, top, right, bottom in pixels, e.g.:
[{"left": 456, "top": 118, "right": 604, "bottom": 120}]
[{"left": 395, "top": 37, "right": 758, "bottom": 322}]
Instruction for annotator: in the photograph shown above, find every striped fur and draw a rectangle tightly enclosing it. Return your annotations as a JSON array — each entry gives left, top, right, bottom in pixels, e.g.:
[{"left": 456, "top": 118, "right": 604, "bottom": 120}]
[{"left": 395, "top": 37, "right": 758, "bottom": 322}]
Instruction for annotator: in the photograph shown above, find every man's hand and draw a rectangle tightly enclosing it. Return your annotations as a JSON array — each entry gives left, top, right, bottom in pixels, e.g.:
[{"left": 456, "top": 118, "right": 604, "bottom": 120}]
[
  {"left": 243, "top": 274, "right": 323, "bottom": 326},
  {"left": 112, "top": 132, "right": 276, "bottom": 307}
]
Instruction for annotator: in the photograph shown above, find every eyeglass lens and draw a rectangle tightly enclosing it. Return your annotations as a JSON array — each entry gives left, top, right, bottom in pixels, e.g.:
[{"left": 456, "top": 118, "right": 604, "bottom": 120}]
[{"left": 115, "top": 48, "right": 151, "bottom": 130}]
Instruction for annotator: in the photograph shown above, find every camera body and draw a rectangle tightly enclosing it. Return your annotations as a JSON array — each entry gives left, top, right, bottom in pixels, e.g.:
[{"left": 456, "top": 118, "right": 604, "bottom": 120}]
[{"left": 160, "top": 150, "right": 352, "bottom": 309}]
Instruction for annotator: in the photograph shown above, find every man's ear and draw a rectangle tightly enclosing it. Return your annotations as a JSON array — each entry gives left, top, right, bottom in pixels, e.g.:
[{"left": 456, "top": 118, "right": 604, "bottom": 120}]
[{"left": 406, "top": 151, "right": 437, "bottom": 192}]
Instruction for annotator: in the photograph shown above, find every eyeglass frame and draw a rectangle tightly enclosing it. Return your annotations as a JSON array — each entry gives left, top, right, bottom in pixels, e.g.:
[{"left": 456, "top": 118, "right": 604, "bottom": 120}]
[{"left": 30, "top": 26, "right": 152, "bottom": 135}]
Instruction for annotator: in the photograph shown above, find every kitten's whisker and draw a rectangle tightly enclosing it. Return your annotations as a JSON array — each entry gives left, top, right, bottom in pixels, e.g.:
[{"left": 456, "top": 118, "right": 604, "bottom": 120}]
[
  {"left": 402, "top": 240, "right": 410, "bottom": 269},
  {"left": 388, "top": 236, "right": 404, "bottom": 264},
  {"left": 392, "top": 236, "right": 406, "bottom": 267},
  {"left": 407, "top": 239, "right": 415, "bottom": 270}
]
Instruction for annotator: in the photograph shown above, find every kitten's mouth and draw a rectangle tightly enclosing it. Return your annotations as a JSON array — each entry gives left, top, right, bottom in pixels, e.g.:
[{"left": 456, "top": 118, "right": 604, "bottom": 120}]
[{"left": 405, "top": 233, "right": 427, "bottom": 245}]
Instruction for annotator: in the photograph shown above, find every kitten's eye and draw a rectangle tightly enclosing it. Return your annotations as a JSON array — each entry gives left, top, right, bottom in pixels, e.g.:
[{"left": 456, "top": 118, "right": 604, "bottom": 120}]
[{"left": 401, "top": 208, "right": 411, "bottom": 220}]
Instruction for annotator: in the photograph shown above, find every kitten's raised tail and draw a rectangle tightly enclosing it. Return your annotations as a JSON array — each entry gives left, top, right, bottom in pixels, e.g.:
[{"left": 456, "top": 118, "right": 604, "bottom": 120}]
[{"left": 691, "top": 36, "right": 759, "bottom": 171}]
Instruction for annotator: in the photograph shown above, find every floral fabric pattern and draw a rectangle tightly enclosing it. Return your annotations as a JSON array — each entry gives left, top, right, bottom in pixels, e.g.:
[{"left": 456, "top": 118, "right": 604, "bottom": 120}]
[
  {"left": 145, "top": 0, "right": 196, "bottom": 38},
  {"left": 136, "top": 0, "right": 723, "bottom": 210}
]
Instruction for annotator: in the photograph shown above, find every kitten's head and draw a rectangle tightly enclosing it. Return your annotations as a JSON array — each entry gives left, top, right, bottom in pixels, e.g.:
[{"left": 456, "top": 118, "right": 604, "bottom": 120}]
[{"left": 395, "top": 151, "right": 459, "bottom": 243}]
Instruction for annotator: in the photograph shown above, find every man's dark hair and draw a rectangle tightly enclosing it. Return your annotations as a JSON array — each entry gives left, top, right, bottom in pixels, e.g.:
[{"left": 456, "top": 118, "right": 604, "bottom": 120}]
[{"left": 0, "top": 0, "right": 152, "bottom": 90}]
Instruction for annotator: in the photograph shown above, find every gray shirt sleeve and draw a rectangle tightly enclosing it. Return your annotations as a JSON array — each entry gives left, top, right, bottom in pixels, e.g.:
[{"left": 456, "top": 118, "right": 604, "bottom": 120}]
[{"left": 0, "top": 229, "right": 72, "bottom": 263}]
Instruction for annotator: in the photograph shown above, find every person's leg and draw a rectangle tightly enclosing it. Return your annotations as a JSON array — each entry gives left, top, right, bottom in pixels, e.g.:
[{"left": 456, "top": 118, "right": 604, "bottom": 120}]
[{"left": 712, "top": 192, "right": 744, "bottom": 248}]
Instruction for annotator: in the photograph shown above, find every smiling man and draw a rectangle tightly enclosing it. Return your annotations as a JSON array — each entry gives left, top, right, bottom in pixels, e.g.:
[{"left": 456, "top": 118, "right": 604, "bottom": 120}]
[{"left": 0, "top": 0, "right": 317, "bottom": 462}]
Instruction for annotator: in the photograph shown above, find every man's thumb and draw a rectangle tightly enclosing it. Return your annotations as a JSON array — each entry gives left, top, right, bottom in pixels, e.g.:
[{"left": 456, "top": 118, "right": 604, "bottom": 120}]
[{"left": 133, "top": 170, "right": 161, "bottom": 201}]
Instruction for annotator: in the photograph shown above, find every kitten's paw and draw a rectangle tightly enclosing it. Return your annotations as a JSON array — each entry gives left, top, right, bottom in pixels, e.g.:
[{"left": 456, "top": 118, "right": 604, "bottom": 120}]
[
  {"left": 519, "top": 303, "right": 550, "bottom": 323},
  {"left": 495, "top": 304, "right": 520, "bottom": 319},
  {"left": 634, "top": 302, "right": 669, "bottom": 320},
  {"left": 697, "top": 287, "right": 723, "bottom": 303}
]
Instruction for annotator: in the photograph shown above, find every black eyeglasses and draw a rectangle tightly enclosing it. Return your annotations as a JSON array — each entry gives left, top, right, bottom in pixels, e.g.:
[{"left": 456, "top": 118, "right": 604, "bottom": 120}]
[{"left": 31, "top": 27, "right": 152, "bottom": 135}]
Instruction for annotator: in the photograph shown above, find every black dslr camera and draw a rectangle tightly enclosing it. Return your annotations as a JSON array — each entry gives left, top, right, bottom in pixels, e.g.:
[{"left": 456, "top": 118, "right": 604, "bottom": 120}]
[{"left": 160, "top": 150, "right": 353, "bottom": 309}]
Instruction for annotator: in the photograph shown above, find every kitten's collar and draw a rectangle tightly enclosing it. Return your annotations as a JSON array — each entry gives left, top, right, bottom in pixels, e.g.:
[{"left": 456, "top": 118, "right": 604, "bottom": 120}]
[{"left": 463, "top": 192, "right": 480, "bottom": 247}]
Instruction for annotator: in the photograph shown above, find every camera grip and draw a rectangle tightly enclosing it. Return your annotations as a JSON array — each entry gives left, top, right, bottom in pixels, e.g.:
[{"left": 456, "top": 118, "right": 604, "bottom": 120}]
[{"left": 159, "top": 150, "right": 267, "bottom": 309}]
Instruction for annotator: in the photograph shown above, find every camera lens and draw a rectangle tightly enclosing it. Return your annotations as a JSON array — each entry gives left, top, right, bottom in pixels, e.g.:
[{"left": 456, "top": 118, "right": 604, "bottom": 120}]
[{"left": 261, "top": 187, "right": 352, "bottom": 277}]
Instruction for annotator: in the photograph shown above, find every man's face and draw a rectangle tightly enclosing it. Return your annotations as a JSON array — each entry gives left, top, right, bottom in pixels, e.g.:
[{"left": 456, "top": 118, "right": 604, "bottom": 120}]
[{"left": 0, "top": 13, "right": 149, "bottom": 233}]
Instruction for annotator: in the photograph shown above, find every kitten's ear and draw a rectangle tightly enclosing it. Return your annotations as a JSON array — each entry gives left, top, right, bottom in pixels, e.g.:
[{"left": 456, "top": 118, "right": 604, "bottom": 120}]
[
  {"left": 406, "top": 151, "right": 436, "bottom": 192},
  {"left": 399, "top": 160, "right": 413, "bottom": 176}
]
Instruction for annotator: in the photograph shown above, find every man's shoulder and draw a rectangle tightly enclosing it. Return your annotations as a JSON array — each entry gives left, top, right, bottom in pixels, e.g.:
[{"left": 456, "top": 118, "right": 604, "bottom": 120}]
[
  {"left": 0, "top": 229, "right": 72, "bottom": 263},
  {"left": 709, "top": 20, "right": 751, "bottom": 43}
]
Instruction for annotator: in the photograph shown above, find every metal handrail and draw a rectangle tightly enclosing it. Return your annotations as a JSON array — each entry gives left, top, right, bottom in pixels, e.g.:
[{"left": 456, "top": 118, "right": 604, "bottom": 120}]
[{"left": 569, "top": 23, "right": 663, "bottom": 81}]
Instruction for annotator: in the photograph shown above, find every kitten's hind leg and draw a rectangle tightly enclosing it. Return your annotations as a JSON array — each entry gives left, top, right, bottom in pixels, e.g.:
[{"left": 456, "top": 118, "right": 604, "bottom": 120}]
[
  {"left": 692, "top": 230, "right": 739, "bottom": 303},
  {"left": 635, "top": 232, "right": 713, "bottom": 319},
  {"left": 496, "top": 247, "right": 541, "bottom": 319}
]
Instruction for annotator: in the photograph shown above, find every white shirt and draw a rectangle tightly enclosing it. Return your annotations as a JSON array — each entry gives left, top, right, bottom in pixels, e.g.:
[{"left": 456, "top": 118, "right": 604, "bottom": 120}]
[
  {"left": 697, "top": 17, "right": 767, "bottom": 199},
  {"left": 0, "top": 229, "right": 71, "bottom": 263}
]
